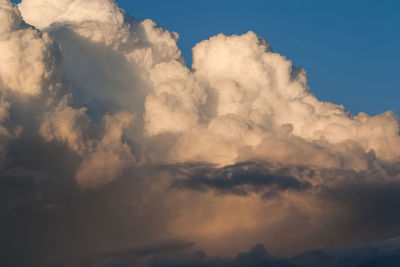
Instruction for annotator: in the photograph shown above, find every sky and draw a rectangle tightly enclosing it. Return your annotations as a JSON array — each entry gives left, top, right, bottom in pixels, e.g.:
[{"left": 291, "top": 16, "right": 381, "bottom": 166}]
[
  {"left": 2, "top": 0, "right": 400, "bottom": 266},
  {"left": 10, "top": 0, "right": 400, "bottom": 115},
  {"left": 109, "top": 0, "right": 400, "bottom": 116}
]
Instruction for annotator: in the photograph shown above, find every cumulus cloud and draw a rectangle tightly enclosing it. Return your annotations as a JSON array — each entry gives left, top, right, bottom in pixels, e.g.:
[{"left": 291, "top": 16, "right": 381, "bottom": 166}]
[
  {"left": 75, "top": 111, "right": 135, "bottom": 188},
  {"left": 14, "top": 0, "right": 400, "bottom": 172},
  {"left": 0, "top": 0, "right": 62, "bottom": 96},
  {"left": 1, "top": 0, "right": 400, "bottom": 266}
]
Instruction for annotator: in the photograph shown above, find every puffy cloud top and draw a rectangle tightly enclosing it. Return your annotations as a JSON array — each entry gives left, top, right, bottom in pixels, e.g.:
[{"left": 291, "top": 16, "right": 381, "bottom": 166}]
[
  {"left": 0, "top": 0, "right": 397, "bottom": 182},
  {"left": 18, "top": 0, "right": 124, "bottom": 29},
  {"left": 0, "top": 0, "right": 22, "bottom": 34},
  {"left": 0, "top": 0, "right": 61, "bottom": 96}
]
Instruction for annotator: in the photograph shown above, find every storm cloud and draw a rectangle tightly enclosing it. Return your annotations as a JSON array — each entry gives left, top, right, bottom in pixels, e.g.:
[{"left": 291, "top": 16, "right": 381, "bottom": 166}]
[{"left": 1, "top": 0, "right": 400, "bottom": 266}]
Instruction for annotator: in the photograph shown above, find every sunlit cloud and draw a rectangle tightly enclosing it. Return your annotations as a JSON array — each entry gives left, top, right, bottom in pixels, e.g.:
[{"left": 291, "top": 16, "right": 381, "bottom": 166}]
[{"left": 1, "top": 0, "right": 400, "bottom": 266}]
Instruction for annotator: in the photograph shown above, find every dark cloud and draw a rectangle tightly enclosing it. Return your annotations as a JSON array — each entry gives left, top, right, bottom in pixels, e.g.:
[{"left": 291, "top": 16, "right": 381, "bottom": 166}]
[
  {"left": 140, "top": 243, "right": 293, "bottom": 267},
  {"left": 172, "top": 161, "right": 312, "bottom": 197},
  {"left": 3, "top": 158, "right": 400, "bottom": 266},
  {"left": 291, "top": 237, "right": 400, "bottom": 267},
  {"left": 315, "top": 173, "right": 400, "bottom": 243},
  {"left": 65, "top": 238, "right": 400, "bottom": 267},
  {"left": 0, "top": 163, "right": 172, "bottom": 266},
  {"left": 44, "top": 239, "right": 195, "bottom": 267}
]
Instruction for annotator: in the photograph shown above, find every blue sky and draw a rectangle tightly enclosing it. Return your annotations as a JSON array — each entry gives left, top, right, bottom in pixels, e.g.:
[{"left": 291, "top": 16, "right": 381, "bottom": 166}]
[{"left": 13, "top": 0, "right": 400, "bottom": 116}]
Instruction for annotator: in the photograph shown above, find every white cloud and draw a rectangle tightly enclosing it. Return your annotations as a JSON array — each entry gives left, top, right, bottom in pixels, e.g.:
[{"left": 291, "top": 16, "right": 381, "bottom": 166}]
[
  {"left": 0, "top": 0, "right": 399, "bottom": 183},
  {"left": 2, "top": 1, "right": 400, "bottom": 263},
  {"left": 0, "top": 0, "right": 61, "bottom": 96}
]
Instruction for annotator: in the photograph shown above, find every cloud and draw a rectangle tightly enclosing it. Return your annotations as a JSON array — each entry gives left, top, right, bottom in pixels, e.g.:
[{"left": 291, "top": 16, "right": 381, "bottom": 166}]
[
  {"left": 172, "top": 161, "right": 312, "bottom": 198},
  {"left": 0, "top": 0, "right": 62, "bottom": 96},
  {"left": 2, "top": 158, "right": 400, "bottom": 266},
  {"left": 1, "top": 0, "right": 400, "bottom": 266},
  {"left": 75, "top": 111, "right": 135, "bottom": 188},
  {"left": 9, "top": 0, "right": 400, "bottom": 178},
  {"left": 44, "top": 238, "right": 400, "bottom": 267},
  {"left": 39, "top": 95, "right": 90, "bottom": 153},
  {"left": 43, "top": 239, "right": 195, "bottom": 267},
  {"left": 138, "top": 243, "right": 294, "bottom": 267}
]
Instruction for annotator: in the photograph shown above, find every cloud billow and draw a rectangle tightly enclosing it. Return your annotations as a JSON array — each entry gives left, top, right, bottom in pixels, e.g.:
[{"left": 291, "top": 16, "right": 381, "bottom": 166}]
[{"left": 1, "top": 0, "right": 400, "bottom": 266}]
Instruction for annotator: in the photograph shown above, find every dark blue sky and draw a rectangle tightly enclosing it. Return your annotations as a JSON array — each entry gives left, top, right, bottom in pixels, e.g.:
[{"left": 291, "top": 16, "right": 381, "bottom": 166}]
[{"left": 13, "top": 0, "right": 400, "bottom": 116}]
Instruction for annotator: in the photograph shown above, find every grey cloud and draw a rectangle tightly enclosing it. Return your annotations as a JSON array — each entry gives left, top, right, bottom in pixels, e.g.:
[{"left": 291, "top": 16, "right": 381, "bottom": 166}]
[
  {"left": 78, "top": 238, "right": 400, "bottom": 267},
  {"left": 2, "top": 159, "right": 400, "bottom": 266},
  {"left": 140, "top": 243, "right": 293, "bottom": 267},
  {"left": 2, "top": 0, "right": 400, "bottom": 266},
  {"left": 172, "top": 161, "right": 312, "bottom": 197},
  {"left": 45, "top": 239, "right": 194, "bottom": 267}
]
